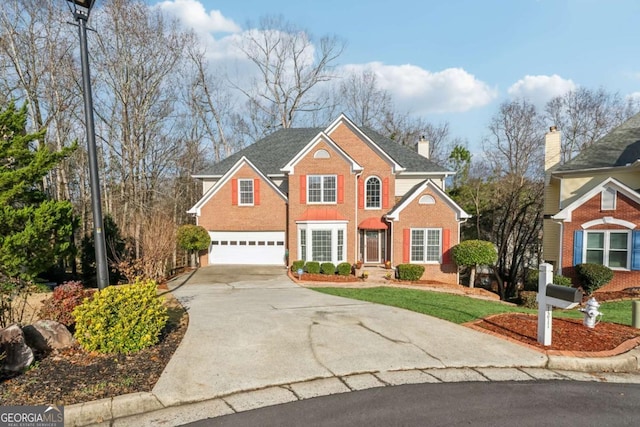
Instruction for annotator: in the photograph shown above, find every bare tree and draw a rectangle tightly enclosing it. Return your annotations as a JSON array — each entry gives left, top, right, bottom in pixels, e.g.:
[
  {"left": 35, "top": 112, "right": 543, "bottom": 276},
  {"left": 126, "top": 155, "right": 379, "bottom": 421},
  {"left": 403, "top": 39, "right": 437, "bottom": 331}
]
[
  {"left": 483, "top": 99, "right": 544, "bottom": 180},
  {"left": 380, "top": 110, "right": 454, "bottom": 166},
  {"left": 185, "top": 45, "right": 241, "bottom": 161},
  {"left": 0, "top": 0, "right": 80, "bottom": 202},
  {"left": 91, "top": 0, "right": 192, "bottom": 257},
  {"left": 545, "top": 87, "right": 640, "bottom": 163},
  {"left": 338, "top": 69, "right": 391, "bottom": 128},
  {"left": 235, "top": 16, "right": 345, "bottom": 133}
]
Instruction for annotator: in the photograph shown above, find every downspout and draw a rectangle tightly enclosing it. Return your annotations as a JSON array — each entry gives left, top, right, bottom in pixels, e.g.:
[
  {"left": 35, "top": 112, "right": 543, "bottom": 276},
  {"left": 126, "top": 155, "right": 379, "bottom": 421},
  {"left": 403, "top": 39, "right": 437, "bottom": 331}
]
[
  {"left": 558, "top": 221, "right": 564, "bottom": 276},
  {"left": 355, "top": 172, "right": 362, "bottom": 264},
  {"left": 457, "top": 217, "right": 468, "bottom": 284}
]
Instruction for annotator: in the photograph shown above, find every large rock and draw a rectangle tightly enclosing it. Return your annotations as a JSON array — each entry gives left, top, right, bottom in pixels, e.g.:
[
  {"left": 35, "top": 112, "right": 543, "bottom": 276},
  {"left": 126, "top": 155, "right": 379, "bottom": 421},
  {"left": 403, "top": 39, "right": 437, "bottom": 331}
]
[
  {"left": 0, "top": 324, "right": 34, "bottom": 372},
  {"left": 23, "top": 320, "right": 75, "bottom": 352}
]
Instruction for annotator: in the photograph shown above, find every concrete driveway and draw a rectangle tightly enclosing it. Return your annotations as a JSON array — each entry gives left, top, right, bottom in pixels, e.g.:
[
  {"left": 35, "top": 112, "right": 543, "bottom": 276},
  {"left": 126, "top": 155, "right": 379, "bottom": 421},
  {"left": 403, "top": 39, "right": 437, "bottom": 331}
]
[{"left": 152, "top": 266, "right": 547, "bottom": 407}]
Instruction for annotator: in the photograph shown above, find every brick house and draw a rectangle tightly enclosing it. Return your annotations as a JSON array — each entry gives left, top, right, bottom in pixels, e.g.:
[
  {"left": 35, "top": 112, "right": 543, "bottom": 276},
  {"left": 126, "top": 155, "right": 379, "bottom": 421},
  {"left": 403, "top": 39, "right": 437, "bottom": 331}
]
[
  {"left": 188, "top": 114, "right": 470, "bottom": 284},
  {"left": 543, "top": 112, "right": 640, "bottom": 292}
]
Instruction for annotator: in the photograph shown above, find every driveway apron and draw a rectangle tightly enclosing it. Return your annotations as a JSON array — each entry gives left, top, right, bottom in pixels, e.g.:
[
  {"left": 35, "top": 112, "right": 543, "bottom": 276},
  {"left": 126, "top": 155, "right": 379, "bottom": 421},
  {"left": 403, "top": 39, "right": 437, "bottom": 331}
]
[{"left": 152, "top": 266, "right": 546, "bottom": 407}]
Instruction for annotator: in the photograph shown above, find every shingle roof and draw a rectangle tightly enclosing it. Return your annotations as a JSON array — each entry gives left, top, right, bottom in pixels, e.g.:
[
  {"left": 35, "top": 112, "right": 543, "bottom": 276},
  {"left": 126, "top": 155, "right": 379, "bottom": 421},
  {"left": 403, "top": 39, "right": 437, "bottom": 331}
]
[
  {"left": 195, "top": 125, "right": 450, "bottom": 176},
  {"left": 196, "top": 128, "right": 322, "bottom": 176},
  {"left": 556, "top": 112, "right": 640, "bottom": 172},
  {"left": 359, "top": 127, "right": 450, "bottom": 173}
]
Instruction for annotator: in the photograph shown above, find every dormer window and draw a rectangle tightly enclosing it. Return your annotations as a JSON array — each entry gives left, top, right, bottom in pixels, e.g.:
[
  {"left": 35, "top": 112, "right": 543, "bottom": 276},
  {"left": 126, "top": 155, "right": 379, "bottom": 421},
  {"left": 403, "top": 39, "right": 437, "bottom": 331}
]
[{"left": 601, "top": 187, "right": 616, "bottom": 210}]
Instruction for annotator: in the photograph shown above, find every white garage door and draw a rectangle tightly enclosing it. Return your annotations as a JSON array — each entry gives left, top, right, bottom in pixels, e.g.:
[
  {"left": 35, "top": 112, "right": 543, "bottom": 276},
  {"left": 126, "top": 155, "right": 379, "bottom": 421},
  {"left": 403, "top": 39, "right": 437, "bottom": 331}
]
[{"left": 209, "top": 231, "right": 285, "bottom": 265}]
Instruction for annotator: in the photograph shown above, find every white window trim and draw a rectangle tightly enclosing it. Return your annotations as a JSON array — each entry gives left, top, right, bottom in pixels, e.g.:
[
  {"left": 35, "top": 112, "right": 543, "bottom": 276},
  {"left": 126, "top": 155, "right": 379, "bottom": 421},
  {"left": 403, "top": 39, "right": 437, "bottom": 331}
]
[
  {"left": 583, "top": 230, "right": 631, "bottom": 271},
  {"left": 365, "top": 176, "right": 382, "bottom": 210},
  {"left": 307, "top": 174, "right": 337, "bottom": 204},
  {"left": 238, "top": 179, "right": 254, "bottom": 206},
  {"left": 410, "top": 228, "right": 442, "bottom": 264},
  {"left": 297, "top": 222, "right": 347, "bottom": 264}
]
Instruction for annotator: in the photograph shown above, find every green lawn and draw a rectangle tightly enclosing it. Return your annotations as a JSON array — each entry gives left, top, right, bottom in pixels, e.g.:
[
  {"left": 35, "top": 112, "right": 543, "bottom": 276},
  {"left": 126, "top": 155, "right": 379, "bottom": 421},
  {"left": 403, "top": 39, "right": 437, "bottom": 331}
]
[
  {"left": 313, "top": 286, "right": 529, "bottom": 324},
  {"left": 312, "top": 286, "right": 637, "bottom": 326}
]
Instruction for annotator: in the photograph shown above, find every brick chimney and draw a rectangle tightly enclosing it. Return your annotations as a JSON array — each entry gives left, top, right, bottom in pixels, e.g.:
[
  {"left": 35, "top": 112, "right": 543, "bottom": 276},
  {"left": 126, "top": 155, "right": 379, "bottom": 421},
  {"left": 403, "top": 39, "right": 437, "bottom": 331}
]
[
  {"left": 544, "top": 126, "right": 561, "bottom": 184},
  {"left": 416, "top": 136, "right": 430, "bottom": 159}
]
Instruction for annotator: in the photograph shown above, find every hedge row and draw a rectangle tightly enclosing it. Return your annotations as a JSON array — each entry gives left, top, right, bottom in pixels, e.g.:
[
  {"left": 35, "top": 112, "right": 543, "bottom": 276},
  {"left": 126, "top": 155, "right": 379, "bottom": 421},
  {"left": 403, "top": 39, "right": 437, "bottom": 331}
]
[{"left": 291, "top": 260, "right": 352, "bottom": 276}]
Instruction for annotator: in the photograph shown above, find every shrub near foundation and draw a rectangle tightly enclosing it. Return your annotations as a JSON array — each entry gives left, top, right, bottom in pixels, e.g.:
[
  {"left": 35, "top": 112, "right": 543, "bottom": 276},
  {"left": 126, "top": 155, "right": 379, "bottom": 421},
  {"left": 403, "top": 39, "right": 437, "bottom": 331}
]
[
  {"left": 337, "top": 262, "right": 352, "bottom": 276},
  {"left": 73, "top": 279, "right": 168, "bottom": 354},
  {"left": 396, "top": 264, "right": 425, "bottom": 281},
  {"left": 321, "top": 262, "right": 336, "bottom": 275},
  {"left": 305, "top": 261, "right": 321, "bottom": 274}
]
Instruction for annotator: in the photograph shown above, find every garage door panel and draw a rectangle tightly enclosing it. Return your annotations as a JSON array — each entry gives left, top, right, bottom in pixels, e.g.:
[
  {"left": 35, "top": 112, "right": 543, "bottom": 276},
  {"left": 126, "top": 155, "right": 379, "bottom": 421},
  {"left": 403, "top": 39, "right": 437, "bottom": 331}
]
[{"left": 209, "top": 231, "right": 285, "bottom": 265}]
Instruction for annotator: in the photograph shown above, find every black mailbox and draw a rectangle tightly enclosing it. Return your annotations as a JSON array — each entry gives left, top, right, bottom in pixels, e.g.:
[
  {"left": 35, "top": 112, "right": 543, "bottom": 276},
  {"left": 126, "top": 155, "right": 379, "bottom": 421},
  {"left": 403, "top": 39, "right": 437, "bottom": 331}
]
[{"left": 546, "top": 284, "right": 583, "bottom": 303}]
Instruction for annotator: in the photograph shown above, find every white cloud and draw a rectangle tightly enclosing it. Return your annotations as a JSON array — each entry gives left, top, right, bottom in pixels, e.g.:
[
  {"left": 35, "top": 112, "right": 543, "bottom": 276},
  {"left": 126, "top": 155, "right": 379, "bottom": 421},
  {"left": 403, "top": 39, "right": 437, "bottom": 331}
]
[
  {"left": 626, "top": 92, "right": 640, "bottom": 102},
  {"left": 508, "top": 74, "right": 576, "bottom": 106},
  {"left": 157, "top": 0, "right": 241, "bottom": 34},
  {"left": 342, "top": 62, "right": 497, "bottom": 114}
]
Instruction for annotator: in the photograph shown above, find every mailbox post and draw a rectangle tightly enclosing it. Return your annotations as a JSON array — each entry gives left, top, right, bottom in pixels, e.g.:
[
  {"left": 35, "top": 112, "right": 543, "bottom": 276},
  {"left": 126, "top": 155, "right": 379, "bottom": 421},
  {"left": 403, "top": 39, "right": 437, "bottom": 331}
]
[{"left": 537, "top": 263, "right": 583, "bottom": 345}]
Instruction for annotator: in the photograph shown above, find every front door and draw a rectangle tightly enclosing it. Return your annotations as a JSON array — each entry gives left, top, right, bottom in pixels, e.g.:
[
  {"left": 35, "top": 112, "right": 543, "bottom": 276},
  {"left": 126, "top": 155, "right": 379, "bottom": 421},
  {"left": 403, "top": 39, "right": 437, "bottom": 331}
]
[{"left": 364, "top": 231, "right": 380, "bottom": 264}]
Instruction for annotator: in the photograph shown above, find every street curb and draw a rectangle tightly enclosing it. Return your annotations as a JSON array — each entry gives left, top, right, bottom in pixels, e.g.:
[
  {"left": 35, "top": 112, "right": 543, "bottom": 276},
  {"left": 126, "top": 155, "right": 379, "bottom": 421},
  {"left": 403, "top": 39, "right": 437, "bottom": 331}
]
[
  {"left": 547, "top": 348, "right": 640, "bottom": 373},
  {"left": 65, "top": 392, "right": 163, "bottom": 427},
  {"left": 64, "top": 353, "right": 640, "bottom": 427}
]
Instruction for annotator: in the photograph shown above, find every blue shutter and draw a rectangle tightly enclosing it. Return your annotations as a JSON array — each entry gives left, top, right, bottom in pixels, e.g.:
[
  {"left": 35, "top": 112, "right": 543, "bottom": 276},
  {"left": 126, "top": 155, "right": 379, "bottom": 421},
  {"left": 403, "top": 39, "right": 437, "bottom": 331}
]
[
  {"left": 631, "top": 230, "right": 640, "bottom": 270},
  {"left": 573, "top": 230, "right": 583, "bottom": 266}
]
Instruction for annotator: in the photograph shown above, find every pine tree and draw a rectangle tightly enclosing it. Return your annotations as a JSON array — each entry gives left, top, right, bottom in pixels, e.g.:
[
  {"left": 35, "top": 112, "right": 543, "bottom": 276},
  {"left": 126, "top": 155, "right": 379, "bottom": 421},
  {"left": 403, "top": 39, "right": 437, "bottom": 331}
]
[{"left": 0, "top": 102, "right": 76, "bottom": 280}]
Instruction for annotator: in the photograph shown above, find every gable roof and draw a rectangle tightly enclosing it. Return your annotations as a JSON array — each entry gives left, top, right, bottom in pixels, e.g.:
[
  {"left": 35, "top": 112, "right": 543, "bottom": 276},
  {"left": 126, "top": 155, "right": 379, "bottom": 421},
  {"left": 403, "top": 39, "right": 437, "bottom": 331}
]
[
  {"left": 187, "top": 156, "right": 287, "bottom": 216},
  {"left": 385, "top": 179, "right": 471, "bottom": 221},
  {"left": 193, "top": 116, "right": 451, "bottom": 178},
  {"left": 552, "top": 176, "right": 640, "bottom": 222},
  {"left": 280, "top": 131, "right": 363, "bottom": 174},
  {"left": 555, "top": 112, "right": 640, "bottom": 173}
]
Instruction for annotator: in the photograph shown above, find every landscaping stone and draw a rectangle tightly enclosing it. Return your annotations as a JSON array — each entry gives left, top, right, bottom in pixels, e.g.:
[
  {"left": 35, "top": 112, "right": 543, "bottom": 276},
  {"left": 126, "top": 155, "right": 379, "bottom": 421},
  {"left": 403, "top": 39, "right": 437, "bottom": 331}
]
[
  {"left": 23, "top": 319, "right": 75, "bottom": 352},
  {"left": 0, "top": 324, "right": 34, "bottom": 372}
]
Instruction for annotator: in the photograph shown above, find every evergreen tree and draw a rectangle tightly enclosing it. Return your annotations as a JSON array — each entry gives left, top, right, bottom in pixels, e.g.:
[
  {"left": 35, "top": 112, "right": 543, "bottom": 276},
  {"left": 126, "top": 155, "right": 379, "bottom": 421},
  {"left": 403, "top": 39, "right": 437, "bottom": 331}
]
[{"left": 0, "top": 102, "right": 75, "bottom": 280}]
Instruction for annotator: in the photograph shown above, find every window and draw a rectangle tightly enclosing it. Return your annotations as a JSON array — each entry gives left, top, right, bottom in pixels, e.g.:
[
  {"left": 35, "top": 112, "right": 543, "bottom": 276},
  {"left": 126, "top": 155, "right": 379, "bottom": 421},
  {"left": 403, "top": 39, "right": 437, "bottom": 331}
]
[
  {"left": 300, "top": 229, "right": 307, "bottom": 261},
  {"left": 298, "top": 224, "right": 347, "bottom": 263},
  {"left": 239, "top": 179, "right": 254, "bottom": 205},
  {"left": 601, "top": 188, "right": 616, "bottom": 210},
  {"left": 308, "top": 175, "right": 336, "bottom": 203},
  {"left": 314, "top": 149, "right": 330, "bottom": 159},
  {"left": 585, "top": 230, "right": 629, "bottom": 269},
  {"left": 365, "top": 177, "right": 381, "bottom": 209},
  {"left": 312, "top": 230, "right": 332, "bottom": 262},
  {"left": 411, "top": 228, "right": 441, "bottom": 263}
]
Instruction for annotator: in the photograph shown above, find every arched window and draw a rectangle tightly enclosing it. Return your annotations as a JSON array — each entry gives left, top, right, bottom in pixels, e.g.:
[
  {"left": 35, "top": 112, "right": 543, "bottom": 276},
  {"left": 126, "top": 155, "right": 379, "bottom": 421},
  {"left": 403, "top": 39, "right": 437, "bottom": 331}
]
[
  {"left": 366, "top": 177, "right": 381, "bottom": 209},
  {"left": 314, "top": 149, "right": 330, "bottom": 159},
  {"left": 419, "top": 195, "right": 435, "bottom": 205}
]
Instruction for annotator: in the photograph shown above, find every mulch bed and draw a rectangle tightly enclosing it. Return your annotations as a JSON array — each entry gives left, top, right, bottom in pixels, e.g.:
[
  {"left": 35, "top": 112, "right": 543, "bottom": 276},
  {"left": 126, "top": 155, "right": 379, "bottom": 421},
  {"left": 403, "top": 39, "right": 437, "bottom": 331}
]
[
  {"left": 289, "top": 271, "right": 360, "bottom": 282},
  {"left": 473, "top": 313, "right": 640, "bottom": 352},
  {"left": 0, "top": 292, "right": 187, "bottom": 406}
]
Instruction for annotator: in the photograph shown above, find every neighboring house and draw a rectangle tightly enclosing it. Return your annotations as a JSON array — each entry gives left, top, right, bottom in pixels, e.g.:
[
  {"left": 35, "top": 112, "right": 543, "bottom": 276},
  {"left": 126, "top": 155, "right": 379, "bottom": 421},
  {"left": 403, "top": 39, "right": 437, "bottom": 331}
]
[
  {"left": 188, "top": 114, "right": 470, "bottom": 284},
  {"left": 543, "top": 113, "right": 640, "bottom": 292}
]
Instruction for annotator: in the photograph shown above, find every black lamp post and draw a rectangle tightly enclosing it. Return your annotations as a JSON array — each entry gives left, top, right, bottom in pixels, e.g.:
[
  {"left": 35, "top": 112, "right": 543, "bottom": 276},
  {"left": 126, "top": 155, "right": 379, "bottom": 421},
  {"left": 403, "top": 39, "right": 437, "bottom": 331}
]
[{"left": 67, "top": 0, "right": 109, "bottom": 290}]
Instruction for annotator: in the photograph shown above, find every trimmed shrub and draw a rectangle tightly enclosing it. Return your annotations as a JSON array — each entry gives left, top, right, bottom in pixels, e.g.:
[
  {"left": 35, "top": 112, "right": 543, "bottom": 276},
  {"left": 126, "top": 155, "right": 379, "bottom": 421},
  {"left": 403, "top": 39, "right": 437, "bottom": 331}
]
[
  {"left": 575, "top": 263, "right": 614, "bottom": 295},
  {"left": 524, "top": 270, "right": 573, "bottom": 292},
  {"left": 451, "top": 240, "right": 497, "bottom": 267},
  {"left": 39, "top": 281, "right": 94, "bottom": 327},
  {"left": 519, "top": 290, "right": 537, "bottom": 309},
  {"left": 73, "top": 279, "right": 168, "bottom": 354},
  {"left": 321, "top": 262, "right": 336, "bottom": 275},
  {"left": 396, "top": 264, "right": 425, "bottom": 281},
  {"left": 291, "top": 260, "right": 305, "bottom": 273},
  {"left": 337, "top": 262, "right": 352, "bottom": 276},
  {"left": 305, "top": 261, "right": 321, "bottom": 274}
]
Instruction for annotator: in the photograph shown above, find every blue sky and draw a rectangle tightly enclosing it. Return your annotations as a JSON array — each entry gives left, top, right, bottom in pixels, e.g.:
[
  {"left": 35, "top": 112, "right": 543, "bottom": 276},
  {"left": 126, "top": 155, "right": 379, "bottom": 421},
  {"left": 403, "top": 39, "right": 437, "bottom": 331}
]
[{"left": 150, "top": 0, "right": 640, "bottom": 152}]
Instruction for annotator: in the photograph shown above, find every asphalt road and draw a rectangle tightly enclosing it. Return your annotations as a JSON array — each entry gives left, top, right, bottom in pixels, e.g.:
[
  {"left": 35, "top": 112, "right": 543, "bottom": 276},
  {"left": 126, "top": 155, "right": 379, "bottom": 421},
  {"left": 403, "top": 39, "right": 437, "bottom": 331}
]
[{"left": 182, "top": 381, "right": 640, "bottom": 427}]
